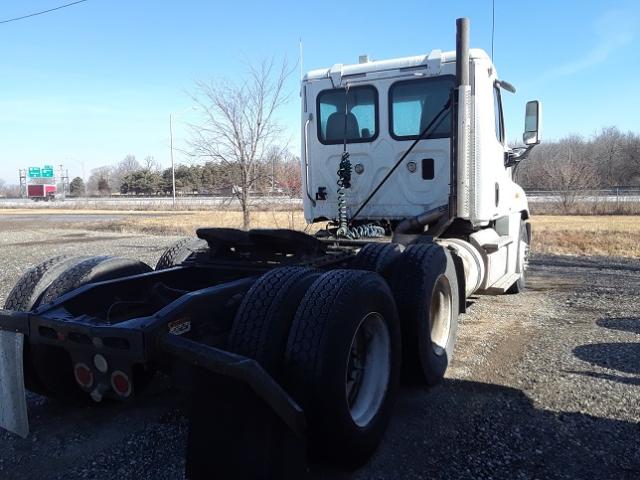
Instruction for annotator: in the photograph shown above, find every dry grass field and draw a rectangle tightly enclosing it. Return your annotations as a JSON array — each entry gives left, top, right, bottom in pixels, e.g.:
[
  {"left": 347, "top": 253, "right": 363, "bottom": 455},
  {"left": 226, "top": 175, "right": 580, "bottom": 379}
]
[
  {"left": 529, "top": 215, "right": 640, "bottom": 258},
  {"left": 92, "top": 210, "right": 318, "bottom": 234},
  {"left": 92, "top": 212, "right": 640, "bottom": 259},
  {"left": 0, "top": 209, "right": 638, "bottom": 258}
]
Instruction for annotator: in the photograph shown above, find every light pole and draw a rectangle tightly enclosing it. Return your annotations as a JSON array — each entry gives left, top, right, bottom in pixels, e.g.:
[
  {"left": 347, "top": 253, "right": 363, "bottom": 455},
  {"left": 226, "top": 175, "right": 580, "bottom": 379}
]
[
  {"left": 169, "top": 114, "right": 176, "bottom": 207},
  {"left": 169, "top": 107, "right": 194, "bottom": 208}
]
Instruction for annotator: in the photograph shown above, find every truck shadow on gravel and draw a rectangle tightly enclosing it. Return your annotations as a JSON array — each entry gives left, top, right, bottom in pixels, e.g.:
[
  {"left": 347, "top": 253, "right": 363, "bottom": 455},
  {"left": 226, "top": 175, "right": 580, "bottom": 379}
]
[
  {"left": 3, "top": 378, "right": 639, "bottom": 480},
  {"left": 597, "top": 317, "right": 640, "bottom": 335},
  {"left": 353, "top": 379, "right": 640, "bottom": 480},
  {"left": 567, "top": 316, "right": 640, "bottom": 386},
  {"left": 573, "top": 343, "right": 640, "bottom": 375}
]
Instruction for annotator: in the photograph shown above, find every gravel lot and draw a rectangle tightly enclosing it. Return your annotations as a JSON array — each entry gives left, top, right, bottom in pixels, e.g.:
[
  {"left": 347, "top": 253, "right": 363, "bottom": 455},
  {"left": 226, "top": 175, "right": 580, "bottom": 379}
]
[{"left": 0, "top": 220, "right": 639, "bottom": 479}]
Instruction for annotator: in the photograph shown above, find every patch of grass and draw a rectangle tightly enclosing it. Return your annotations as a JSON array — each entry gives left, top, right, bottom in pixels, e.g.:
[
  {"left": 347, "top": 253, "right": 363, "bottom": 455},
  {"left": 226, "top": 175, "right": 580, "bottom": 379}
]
[
  {"left": 97, "top": 213, "right": 640, "bottom": 258},
  {"left": 530, "top": 216, "right": 640, "bottom": 258},
  {"left": 84, "top": 210, "right": 321, "bottom": 236}
]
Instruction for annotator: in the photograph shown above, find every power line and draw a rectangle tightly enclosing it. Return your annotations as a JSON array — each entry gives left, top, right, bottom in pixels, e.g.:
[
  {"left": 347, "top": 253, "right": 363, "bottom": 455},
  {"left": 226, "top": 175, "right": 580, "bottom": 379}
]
[{"left": 0, "top": 0, "right": 89, "bottom": 25}]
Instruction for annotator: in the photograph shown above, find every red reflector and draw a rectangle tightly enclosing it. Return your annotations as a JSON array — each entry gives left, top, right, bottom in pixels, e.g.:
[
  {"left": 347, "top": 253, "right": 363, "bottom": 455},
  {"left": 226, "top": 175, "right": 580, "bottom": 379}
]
[
  {"left": 74, "top": 363, "right": 94, "bottom": 388},
  {"left": 110, "top": 371, "right": 131, "bottom": 397}
]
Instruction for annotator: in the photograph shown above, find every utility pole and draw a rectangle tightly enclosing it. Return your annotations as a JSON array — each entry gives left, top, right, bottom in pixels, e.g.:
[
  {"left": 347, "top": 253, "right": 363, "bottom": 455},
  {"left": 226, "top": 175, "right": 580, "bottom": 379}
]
[
  {"left": 58, "top": 164, "right": 67, "bottom": 200},
  {"left": 169, "top": 114, "right": 176, "bottom": 208}
]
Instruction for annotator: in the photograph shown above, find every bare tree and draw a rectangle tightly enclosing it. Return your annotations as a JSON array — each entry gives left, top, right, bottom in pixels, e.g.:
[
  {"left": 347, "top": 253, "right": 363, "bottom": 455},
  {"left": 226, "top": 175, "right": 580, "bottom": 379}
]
[
  {"left": 110, "top": 155, "right": 141, "bottom": 191},
  {"left": 592, "top": 127, "right": 624, "bottom": 186},
  {"left": 143, "top": 155, "right": 161, "bottom": 171},
  {"left": 622, "top": 132, "right": 640, "bottom": 185},
  {"left": 539, "top": 135, "right": 599, "bottom": 212},
  {"left": 87, "top": 166, "right": 114, "bottom": 195},
  {"left": 188, "top": 58, "right": 290, "bottom": 229},
  {"left": 0, "top": 183, "right": 21, "bottom": 198}
]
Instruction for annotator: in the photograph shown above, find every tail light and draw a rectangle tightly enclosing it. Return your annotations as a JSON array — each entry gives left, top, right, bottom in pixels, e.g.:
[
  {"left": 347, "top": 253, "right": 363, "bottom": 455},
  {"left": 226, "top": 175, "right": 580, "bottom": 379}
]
[
  {"left": 110, "top": 370, "right": 132, "bottom": 398},
  {"left": 74, "top": 363, "right": 94, "bottom": 389}
]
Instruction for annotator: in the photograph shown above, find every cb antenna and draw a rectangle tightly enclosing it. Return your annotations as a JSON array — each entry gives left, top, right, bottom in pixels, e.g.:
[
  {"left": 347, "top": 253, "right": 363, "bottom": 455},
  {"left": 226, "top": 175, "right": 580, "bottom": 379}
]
[
  {"left": 491, "top": 0, "right": 495, "bottom": 61},
  {"left": 299, "top": 38, "right": 304, "bottom": 82}
]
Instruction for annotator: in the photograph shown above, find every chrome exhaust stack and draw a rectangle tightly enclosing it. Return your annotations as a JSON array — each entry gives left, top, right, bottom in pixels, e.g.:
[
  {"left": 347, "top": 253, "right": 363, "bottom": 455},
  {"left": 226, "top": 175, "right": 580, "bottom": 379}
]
[{"left": 455, "top": 17, "right": 473, "bottom": 221}]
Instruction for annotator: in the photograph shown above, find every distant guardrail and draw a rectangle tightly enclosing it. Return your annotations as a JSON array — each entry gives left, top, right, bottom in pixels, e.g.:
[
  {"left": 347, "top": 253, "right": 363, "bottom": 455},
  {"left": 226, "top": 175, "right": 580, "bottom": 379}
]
[
  {"left": 0, "top": 190, "right": 637, "bottom": 211},
  {"left": 0, "top": 195, "right": 303, "bottom": 209},
  {"left": 525, "top": 188, "right": 640, "bottom": 203}
]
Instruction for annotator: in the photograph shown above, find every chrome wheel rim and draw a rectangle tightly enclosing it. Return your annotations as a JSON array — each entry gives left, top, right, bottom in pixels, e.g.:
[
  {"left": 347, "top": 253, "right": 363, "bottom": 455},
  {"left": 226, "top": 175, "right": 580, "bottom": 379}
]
[
  {"left": 345, "top": 312, "right": 391, "bottom": 427},
  {"left": 430, "top": 275, "right": 452, "bottom": 356}
]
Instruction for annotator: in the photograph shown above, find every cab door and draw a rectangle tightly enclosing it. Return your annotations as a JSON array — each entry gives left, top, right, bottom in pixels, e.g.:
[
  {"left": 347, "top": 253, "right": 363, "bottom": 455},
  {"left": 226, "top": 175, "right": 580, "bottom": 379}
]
[{"left": 302, "top": 78, "right": 380, "bottom": 221}]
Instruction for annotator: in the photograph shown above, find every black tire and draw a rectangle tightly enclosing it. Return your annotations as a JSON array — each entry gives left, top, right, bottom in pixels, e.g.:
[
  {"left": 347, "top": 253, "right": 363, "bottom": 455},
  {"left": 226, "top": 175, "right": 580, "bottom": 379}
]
[
  {"left": 155, "top": 238, "right": 208, "bottom": 270},
  {"left": 351, "top": 243, "right": 404, "bottom": 279},
  {"left": 4, "top": 256, "right": 90, "bottom": 395},
  {"left": 4, "top": 255, "right": 84, "bottom": 311},
  {"left": 284, "top": 269, "right": 401, "bottom": 467},
  {"left": 6, "top": 255, "right": 152, "bottom": 399},
  {"left": 390, "top": 243, "right": 460, "bottom": 385},
  {"left": 228, "top": 266, "right": 320, "bottom": 378},
  {"left": 507, "top": 220, "right": 530, "bottom": 294},
  {"left": 39, "top": 256, "right": 152, "bottom": 305}
]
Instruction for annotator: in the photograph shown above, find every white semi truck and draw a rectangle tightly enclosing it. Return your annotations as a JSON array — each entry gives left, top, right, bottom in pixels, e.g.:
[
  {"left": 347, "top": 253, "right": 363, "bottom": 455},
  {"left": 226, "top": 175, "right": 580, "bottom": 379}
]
[{"left": 0, "top": 17, "right": 541, "bottom": 478}]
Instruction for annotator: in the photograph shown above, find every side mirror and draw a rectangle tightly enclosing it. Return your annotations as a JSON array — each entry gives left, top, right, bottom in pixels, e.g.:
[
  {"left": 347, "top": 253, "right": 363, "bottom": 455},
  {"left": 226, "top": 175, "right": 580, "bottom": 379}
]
[{"left": 523, "top": 100, "right": 542, "bottom": 145}]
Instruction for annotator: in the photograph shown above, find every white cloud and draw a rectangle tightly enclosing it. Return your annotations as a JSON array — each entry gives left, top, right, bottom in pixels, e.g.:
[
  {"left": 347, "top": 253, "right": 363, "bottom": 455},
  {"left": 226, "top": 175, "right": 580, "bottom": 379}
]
[{"left": 536, "top": 9, "right": 636, "bottom": 82}]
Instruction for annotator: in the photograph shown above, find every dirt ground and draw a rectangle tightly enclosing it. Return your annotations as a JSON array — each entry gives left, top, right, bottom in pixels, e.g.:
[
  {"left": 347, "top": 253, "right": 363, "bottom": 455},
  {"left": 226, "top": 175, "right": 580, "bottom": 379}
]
[{"left": 0, "top": 220, "right": 638, "bottom": 479}]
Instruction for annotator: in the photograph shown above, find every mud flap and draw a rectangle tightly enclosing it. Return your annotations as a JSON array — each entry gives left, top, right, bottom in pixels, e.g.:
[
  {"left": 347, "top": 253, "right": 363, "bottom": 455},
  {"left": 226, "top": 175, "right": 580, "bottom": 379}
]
[{"left": 0, "top": 331, "right": 29, "bottom": 438}]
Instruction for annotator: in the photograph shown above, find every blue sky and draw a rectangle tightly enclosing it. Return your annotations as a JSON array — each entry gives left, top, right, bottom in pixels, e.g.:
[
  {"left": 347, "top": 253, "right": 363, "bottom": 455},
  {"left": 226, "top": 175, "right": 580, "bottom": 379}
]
[{"left": 1, "top": 0, "right": 638, "bottom": 183}]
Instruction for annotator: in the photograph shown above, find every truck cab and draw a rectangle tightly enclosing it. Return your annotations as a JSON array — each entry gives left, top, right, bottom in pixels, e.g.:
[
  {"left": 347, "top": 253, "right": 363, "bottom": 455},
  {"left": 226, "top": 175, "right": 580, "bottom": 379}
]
[
  {"left": 301, "top": 48, "right": 536, "bottom": 227},
  {"left": 300, "top": 26, "right": 542, "bottom": 294}
]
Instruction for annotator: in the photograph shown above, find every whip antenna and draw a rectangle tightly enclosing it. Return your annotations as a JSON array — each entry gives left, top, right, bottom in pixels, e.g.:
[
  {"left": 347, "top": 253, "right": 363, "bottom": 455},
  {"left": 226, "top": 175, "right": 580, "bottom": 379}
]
[
  {"left": 299, "top": 38, "right": 304, "bottom": 82},
  {"left": 491, "top": 0, "right": 495, "bottom": 61}
]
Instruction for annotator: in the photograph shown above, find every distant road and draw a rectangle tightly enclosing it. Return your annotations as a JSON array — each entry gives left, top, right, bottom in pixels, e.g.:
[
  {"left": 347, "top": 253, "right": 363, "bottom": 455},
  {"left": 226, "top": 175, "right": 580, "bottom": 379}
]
[
  {"left": 0, "top": 191, "right": 638, "bottom": 209},
  {"left": 0, "top": 196, "right": 302, "bottom": 209},
  {"left": 528, "top": 194, "right": 640, "bottom": 203}
]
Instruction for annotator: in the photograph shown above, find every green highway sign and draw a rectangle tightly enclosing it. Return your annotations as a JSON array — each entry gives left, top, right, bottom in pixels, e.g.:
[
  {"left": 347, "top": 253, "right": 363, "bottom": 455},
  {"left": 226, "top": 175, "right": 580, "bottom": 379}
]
[
  {"left": 42, "top": 165, "right": 54, "bottom": 178},
  {"left": 28, "top": 167, "right": 41, "bottom": 178}
]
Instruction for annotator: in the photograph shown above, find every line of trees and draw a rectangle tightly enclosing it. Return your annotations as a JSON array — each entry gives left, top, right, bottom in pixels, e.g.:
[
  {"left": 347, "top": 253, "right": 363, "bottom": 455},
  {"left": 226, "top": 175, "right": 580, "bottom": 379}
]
[
  {"left": 81, "top": 150, "right": 301, "bottom": 198},
  {"left": 516, "top": 127, "right": 640, "bottom": 190}
]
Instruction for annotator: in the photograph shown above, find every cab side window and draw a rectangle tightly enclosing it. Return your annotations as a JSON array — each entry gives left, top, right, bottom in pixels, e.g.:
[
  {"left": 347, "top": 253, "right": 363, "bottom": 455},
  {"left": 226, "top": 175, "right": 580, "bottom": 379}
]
[{"left": 493, "top": 86, "right": 504, "bottom": 143}]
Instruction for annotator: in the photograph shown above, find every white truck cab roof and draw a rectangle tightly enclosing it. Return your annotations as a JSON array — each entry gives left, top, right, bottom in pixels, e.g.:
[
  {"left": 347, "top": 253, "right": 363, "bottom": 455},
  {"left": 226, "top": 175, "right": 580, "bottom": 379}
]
[{"left": 303, "top": 48, "right": 492, "bottom": 83}]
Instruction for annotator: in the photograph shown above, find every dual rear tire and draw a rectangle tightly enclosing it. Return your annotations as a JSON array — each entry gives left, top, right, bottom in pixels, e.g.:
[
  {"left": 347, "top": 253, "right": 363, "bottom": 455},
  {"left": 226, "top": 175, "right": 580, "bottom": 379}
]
[
  {"left": 229, "top": 267, "right": 401, "bottom": 467},
  {"left": 229, "top": 242, "right": 460, "bottom": 466},
  {"left": 353, "top": 241, "right": 460, "bottom": 384},
  {"left": 390, "top": 244, "right": 460, "bottom": 385}
]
